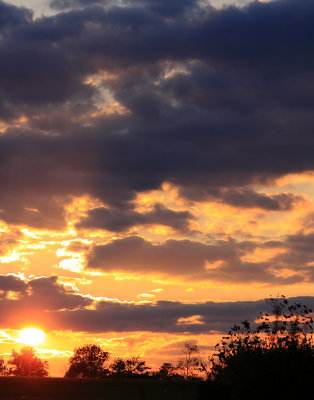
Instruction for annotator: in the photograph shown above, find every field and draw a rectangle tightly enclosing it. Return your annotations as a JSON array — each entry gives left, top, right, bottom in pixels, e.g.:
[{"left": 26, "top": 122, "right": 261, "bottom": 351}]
[{"left": 0, "top": 377, "right": 202, "bottom": 400}]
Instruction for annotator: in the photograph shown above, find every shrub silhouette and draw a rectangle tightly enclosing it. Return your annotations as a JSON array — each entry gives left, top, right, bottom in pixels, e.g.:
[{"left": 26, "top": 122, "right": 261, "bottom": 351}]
[
  {"left": 209, "top": 296, "right": 314, "bottom": 399},
  {"left": 65, "top": 344, "right": 109, "bottom": 378},
  {"left": 8, "top": 346, "right": 48, "bottom": 377}
]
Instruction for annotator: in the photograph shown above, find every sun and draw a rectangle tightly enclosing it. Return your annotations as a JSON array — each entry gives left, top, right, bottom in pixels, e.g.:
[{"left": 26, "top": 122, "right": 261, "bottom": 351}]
[{"left": 19, "top": 328, "right": 45, "bottom": 346}]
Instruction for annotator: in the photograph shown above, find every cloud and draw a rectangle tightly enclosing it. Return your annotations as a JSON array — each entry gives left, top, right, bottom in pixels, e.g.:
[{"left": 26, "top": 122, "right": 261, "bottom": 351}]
[
  {"left": 87, "top": 236, "right": 235, "bottom": 275},
  {"left": 0, "top": 1, "right": 32, "bottom": 29},
  {"left": 268, "top": 231, "right": 314, "bottom": 278},
  {"left": 26, "top": 276, "right": 93, "bottom": 310},
  {"left": 0, "top": 274, "right": 27, "bottom": 293},
  {"left": 0, "top": 0, "right": 312, "bottom": 230},
  {"left": 0, "top": 194, "right": 67, "bottom": 230},
  {"left": 50, "top": 0, "right": 108, "bottom": 10},
  {"left": 180, "top": 187, "right": 303, "bottom": 210},
  {"left": 220, "top": 190, "right": 303, "bottom": 211},
  {"left": 127, "top": 0, "right": 197, "bottom": 17},
  {"left": 0, "top": 275, "right": 93, "bottom": 327},
  {"left": 76, "top": 204, "right": 193, "bottom": 232},
  {"left": 0, "top": 273, "right": 313, "bottom": 334},
  {"left": 86, "top": 236, "right": 306, "bottom": 284},
  {"left": 67, "top": 241, "right": 90, "bottom": 252},
  {"left": 44, "top": 296, "right": 314, "bottom": 334},
  {"left": 0, "top": 230, "right": 20, "bottom": 255}
]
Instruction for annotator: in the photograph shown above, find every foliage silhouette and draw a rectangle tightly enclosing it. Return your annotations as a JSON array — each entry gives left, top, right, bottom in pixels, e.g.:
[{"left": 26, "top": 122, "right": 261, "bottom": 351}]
[
  {"left": 0, "top": 356, "right": 7, "bottom": 375},
  {"left": 209, "top": 296, "right": 314, "bottom": 399},
  {"left": 110, "top": 356, "right": 151, "bottom": 377},
  {"left": 154, "top": 362, "right": 179, "bottom": 379},
  {"left": 8, "top": 346, "right": 48, "bottom": 377},
  {"left": 65, "top": 344, "right": 109, "bottom": 378}
]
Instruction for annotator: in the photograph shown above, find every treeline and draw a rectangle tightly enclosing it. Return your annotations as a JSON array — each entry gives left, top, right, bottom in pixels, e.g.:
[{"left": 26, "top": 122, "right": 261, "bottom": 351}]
[
  {"left": 64, "top": 342, "right": 205, "bottom": 380},
  {"left": 0, "top": 342, "right": 204, "bottom": 381}
]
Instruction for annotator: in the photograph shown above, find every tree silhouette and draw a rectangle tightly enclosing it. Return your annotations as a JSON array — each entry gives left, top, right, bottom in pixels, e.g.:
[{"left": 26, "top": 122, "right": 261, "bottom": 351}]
[
  {"left": 152, "top": 362, "right": 185, "bottom": 380},
  {"left": 0, "top": 356, "right": 7, "bottom": 375},
  {"left": 110, "top": 357, "right": 150, "bottom": 377},
  {"left": 177, "top": 342, "right": 203, "bottom": 380},
  {"left": 65, "top": 344, "right": 109, "bottom": 378},
  {"left": 209, "top": 296, "right": 314, "bottom": 399},
  {"left": 8, "top": 346, "right": 48, "bottom": 377},
  {"left": 156, "top": 362, "right": 177, "bottom": 378}
]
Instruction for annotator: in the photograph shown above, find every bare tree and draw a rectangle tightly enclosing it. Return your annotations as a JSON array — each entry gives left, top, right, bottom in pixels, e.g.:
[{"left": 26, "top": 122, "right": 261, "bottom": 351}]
[{"left": 177, "top": 342, "right": 202, "bottom": 380}]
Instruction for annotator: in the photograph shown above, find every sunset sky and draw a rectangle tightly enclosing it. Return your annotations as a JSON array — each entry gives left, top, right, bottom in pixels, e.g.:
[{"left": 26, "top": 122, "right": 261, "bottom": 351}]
[{"left": 1, "top": 0, "right": 314, "bottom": 376}]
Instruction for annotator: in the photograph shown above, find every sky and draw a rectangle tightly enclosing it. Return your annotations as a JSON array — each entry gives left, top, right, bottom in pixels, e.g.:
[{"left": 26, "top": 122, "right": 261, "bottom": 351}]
[{"left": 1, "top": 0, "right": 314, "bottom": 376}]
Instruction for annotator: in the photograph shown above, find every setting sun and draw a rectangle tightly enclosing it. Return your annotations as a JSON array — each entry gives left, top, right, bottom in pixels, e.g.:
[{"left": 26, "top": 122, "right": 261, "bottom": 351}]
[{"left": 19, "top": 328, "right": 45, "bottom": 346}]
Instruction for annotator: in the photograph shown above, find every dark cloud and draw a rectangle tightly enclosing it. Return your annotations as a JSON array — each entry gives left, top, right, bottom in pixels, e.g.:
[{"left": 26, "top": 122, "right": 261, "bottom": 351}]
[
  {"left": 43, "top": 296, "right": 314, "bottom": 333},
  {"left": 86, "top": 236, "right": 305, "bottom": 284},
  {"left": 50, "top": 0, "right": 201, "bottom": 16},
  {"left": 50, "top": 0, "right": 108, "bottom": 10},
  {"left": 0, "top": 0, "right": 312, "bottom": 229},
  {"left": 269, "top": 231, "right": 314, "bottom": 270},
  {"left": 222, "top": 190, "right": 303, "bottom": 210},
  {"left": 180, "top": 187, "right": 303, "bottom": 210},
  {"left": 286, "top": 232, "right": 314, "bottom": 255},
  {"left": 0, "top": 1, "right": 32, "bottom": 29},
  {"left": 67, "top": 240, "right": 90, "bottom": 252},
  {"left": 127, "top": 0, "right": 197, "bottom": 17},
  {"left": 0, "top": 275, "right": 92, "bottom": 312},
  {"left": 87, "top": 235, "right": 236, "bottom": 275},
  {"left": 0, "top": 194, "right": 67, "bottom": 230},
  {"left": 0, "top": 273, "right": 312, "bottom": 333},
  {"left": 76, "top": 204, "right": 193, "bottom": 232},
  {"left": 0, "top": 274, "right": 27, "bottom": 293},
  {"left": 27, "top": 276, "right": 93, "bottom": 311}
]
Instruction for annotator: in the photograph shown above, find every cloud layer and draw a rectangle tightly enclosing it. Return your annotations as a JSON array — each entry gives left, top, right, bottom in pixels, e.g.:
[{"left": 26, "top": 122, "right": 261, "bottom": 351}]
[
  {"left": 1, "top": 275, "right": 314, "bottom": 334},
  {"left": 0, "top": 0, "right": 313, "bottom": 229}
]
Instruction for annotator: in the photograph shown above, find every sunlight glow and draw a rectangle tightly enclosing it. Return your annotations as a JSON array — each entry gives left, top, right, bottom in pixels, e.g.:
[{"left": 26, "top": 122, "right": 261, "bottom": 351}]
[{"left": 19, "top": 328, "right": 45, "bottom": 346}]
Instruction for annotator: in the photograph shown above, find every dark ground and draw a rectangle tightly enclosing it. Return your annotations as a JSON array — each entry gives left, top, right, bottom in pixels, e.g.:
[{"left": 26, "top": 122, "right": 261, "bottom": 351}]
[{"left": 0, "top": 377, "right": 202, "bottom": 400}]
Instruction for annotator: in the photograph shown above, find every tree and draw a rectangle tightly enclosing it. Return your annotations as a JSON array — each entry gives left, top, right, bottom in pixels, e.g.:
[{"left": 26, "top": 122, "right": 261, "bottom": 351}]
[
  {"left": 177, "top": 342, "right": 203, "bottom": 380},
  {"left": 109, "top": 358, "right": 126, "bottom": 376},
  {"left": 0, "top": 356, "right": 7, "bottom": 375},
  {"left": 209, "top": 296, "right": 314, "bottom": 399},
  {"left": 8, "top": 346, "right": 48, "bottom": 377},
  {"left": 65, "top": 344, "right": 109, "bottom": 378},
  {"left": 110, "top": 357, "right": 150, "bottom": 377},
  {"left": 157, "top": 362, "right": 177, "bottom": 378},
  {"left": 153, "top": 362, "right": 184, "bottom": 380}
]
